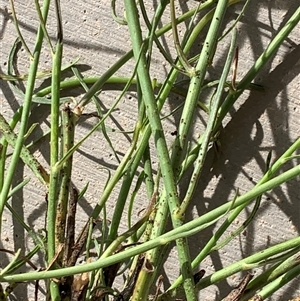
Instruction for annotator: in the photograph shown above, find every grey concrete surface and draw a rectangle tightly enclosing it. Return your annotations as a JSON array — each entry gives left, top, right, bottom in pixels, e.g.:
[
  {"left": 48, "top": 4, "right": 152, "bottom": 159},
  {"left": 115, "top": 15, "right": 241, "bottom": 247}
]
[{"left": 0, "top": 0, "right": 299, "bottom": 300}]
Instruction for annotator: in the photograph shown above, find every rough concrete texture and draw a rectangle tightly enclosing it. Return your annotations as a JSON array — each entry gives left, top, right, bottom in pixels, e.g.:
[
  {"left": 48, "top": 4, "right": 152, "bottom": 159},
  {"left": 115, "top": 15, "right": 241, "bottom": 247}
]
[{"left": 0, "top": 0, "right": 299, "bottom": 300}]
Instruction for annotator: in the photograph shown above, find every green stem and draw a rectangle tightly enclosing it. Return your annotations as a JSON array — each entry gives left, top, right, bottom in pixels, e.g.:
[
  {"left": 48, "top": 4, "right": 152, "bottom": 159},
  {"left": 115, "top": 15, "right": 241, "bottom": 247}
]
[
  {"left": 129, "top": 1, "right": 243, "bottom": 297},
  {"left": 75, "top": 0, "right": 220, "bottom": 109},
  {"left": 243, "top": 249, "right": 300, "bottom": 299},
  {"left": 124, "top": 1, "right": 197, "bottom": 299},
  {"left": 216, "top": 5, "right": 300, "bottom": 128},
  {"left": 170, "top": 0, "right": 193, "bottom": 73},
  {"left": 2, "top": 185, "right": 300, "bottom": 283},
  {"left": 55, "top": 104, "right": 75, "bottom": 263},
  {"left": 47, "top": 1, "right": 64, "bottom": 299},
  {"left": 179, "top": 5, "right": 300, "bottom": 179},
  {"left": 0, "top": 114, "right": 49, "bottom": 187},
  {"left": 195, "top": 240, "right": 300, "bottom": 291},
  {"left": 170, "top": 0, "right": 229, "bottom": 179},
  {"left": 0, "top": 108, "right": 22, "bottom": 191},
  {"left": 0, "top": 0, "right": 51, "bottom": 232},
  {"left": 106, "top": 112, "right": 144, "bottom": 242},
  {"left": 166, "top": 138, "right": 300, "bottom": 293},
  {"left": 179, "top": 28, "right": 237, "bottom": 216},
  {"left": 246, "top": 264, "right": 300, "bottom": 301},
  {"left": 9, "top": 0, "right": 32, "bottom": 57}
]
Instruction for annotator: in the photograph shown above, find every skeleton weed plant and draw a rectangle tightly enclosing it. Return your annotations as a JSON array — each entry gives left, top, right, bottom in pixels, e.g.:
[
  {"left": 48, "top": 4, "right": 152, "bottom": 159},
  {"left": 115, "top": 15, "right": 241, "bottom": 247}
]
[{"left": 0, "top": 0, "right": 299, "bottom": 300}]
